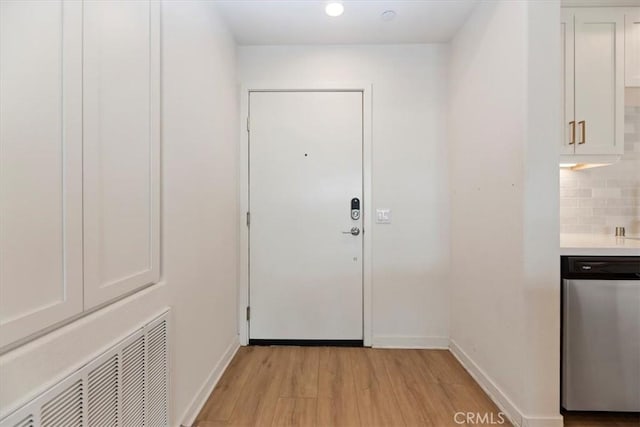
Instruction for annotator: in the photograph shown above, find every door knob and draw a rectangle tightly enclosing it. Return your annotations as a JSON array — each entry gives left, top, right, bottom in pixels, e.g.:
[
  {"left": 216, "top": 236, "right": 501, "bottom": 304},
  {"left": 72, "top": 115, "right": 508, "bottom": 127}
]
[{"left": 342, "top": 227, "right": 360, "bottom": 236}]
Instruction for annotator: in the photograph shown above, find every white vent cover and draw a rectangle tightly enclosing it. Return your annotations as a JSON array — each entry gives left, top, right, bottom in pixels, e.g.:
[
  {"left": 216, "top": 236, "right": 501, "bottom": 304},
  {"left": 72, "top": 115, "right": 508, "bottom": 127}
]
[
  {"left": 41, "top": 379, "right": 83, "bottom": 427},
  {"left": 87, "top": 354, "right": 119, "bottom": 426},
  {"left": 121, "top": 336, "right": 145, "bottom": 426},
  {"left": 146, "top": 319, "right": 168, "bottom": 427},
  {"left": 0, "top": 311, "right": 169, "bottom": 427}
]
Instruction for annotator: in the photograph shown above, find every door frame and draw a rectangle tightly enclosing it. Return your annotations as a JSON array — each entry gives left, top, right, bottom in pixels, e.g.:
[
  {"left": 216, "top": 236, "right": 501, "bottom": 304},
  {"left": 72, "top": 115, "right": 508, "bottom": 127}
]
[{"left": 238, "top": 82, "right": 373, "bottom": 346}]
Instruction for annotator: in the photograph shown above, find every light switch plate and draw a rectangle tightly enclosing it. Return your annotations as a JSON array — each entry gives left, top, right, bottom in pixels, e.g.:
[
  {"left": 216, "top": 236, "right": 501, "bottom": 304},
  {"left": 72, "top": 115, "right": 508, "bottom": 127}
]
[{"left": 376, "top": 208, "right": 391, "bottom": 224}]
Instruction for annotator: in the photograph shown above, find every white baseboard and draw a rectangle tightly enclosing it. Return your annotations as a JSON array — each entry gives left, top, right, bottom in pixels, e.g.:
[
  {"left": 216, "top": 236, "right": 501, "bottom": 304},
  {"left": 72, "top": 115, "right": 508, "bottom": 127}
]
[
  {"left": 180, "top": 336, "right": 240, "bottom": 427},
  {"left": 372, "top": 335, "right": 449, "bottom": 349},
  {"left": 449, "top": 339, "right": 523, "bottom": 426},
  {"left": 449, "top": 340, "right": 563, "bottom": 427}
]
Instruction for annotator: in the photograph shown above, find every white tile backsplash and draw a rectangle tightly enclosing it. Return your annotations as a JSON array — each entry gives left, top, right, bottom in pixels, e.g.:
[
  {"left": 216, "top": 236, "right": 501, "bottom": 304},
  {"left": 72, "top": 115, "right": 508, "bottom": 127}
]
[
  {"left": 559, "top": 105, "right": 640, "bottom": 235},
  {"left": 591, "top": 188, "right": 621, "bottom": 198}
]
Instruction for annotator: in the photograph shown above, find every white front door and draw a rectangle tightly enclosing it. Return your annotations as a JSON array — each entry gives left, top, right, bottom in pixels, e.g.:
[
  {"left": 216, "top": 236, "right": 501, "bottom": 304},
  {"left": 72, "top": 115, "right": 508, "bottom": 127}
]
[{"left": 249, "top": 91, "right": 363, "bottom": 341}]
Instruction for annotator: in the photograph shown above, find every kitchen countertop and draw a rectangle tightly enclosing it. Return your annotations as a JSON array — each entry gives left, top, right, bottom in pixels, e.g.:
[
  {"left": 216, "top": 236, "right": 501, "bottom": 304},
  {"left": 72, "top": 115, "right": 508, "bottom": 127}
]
[{"left": 560, "top": 233, "right": 640, "bottom": 256}]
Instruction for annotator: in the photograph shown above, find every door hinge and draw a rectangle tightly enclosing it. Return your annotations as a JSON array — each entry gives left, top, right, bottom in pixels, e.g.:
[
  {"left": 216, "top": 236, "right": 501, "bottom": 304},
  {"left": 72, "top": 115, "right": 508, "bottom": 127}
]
[
  {"left": 246, "top": 211, "right": 250, "bottom": 227},
  {"left": 246, "top": 116, "right": 250, "bottom": 132},
  {"left": 246, "top": 306, "right": 250, "bottom": 321}
]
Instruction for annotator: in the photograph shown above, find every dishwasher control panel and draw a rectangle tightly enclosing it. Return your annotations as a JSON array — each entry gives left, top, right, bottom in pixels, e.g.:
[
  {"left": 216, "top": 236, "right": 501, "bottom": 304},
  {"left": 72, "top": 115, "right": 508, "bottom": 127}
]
[{"left": 563, "top": 256, "right": 640, "bottom": 279}]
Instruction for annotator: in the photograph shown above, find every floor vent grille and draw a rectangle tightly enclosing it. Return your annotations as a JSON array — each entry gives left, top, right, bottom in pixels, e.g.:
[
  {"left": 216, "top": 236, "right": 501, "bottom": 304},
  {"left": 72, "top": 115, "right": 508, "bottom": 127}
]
[
  {"left": 0, "top": 310, "right": 169, "bottom": 427},
  {"left": 11, "top": 417, "right": 33, "bottom": 427}
]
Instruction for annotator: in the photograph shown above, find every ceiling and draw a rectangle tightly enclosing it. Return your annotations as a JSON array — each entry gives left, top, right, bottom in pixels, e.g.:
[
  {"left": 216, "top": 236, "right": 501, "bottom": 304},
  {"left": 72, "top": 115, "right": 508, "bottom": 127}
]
[{"left": 214, "top": 1, "right": 479, "bottom": 45}]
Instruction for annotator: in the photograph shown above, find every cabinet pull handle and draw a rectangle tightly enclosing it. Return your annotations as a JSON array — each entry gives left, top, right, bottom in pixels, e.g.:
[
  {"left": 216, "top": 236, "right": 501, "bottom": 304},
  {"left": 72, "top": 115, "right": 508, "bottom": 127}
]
[
  {"left": 569, "top": 121, "right": 575, "bottom": 145},
  {"left": 578, "top": 120, "right": 586, "bottom": 144}
]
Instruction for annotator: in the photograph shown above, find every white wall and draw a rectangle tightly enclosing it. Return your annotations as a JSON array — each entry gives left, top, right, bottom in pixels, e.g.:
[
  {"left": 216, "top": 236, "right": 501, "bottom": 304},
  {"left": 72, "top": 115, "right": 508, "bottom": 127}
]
[
  {"left": 162, "top": 1, "right": 239, "bottom": 423},
  {"left": 448, "top": 1, "right": 561, "bottom": 426},
  {"left": 0, "top": 2, "right": 239, "bottom": 426},
  {"left": 238, "top": 45, "right": 450, "bottom": 347}
]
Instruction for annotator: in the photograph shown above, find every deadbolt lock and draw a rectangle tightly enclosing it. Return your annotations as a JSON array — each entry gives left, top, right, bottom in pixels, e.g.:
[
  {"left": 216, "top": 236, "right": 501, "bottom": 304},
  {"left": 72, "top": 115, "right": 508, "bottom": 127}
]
[{"left": 351, "top": 198, "right": 360, "bottom": 220}]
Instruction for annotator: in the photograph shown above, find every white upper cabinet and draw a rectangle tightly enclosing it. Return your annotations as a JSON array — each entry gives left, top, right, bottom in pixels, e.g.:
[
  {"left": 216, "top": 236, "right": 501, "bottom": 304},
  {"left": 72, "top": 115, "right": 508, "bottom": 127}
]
[
  {"left": 83, "top": 0, "right": 161, "bottom": 309},
  {"left": 562, "top": 8, "right": 625, "bottom": 158},
  {"left": 561, "top": 10, "right": 575, "bottom": 156},
  {"left": 626, "top": 8, "right": 640, "bottom": 87},
  {"left": 1, "top": 0, "right": 161, "bottom": 347},
  {"left": 0, "top": 1, "right": 83, "bottom": 347},
  {"left": 574, "top": 9, "right": 624, "bottom": 155}
]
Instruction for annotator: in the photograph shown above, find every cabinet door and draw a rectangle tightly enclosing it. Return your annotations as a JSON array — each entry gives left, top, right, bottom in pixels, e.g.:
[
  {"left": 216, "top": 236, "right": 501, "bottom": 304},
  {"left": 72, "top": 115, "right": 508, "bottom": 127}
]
[
  {"left": 83, "top": 0, "right": 161, "bottom": 308},
  {"left": 561, "top": 9, "right": 576, "bottom": 155},
  {"left": 574, "top": 9, "right": 624, "bottom": 155},
  {"left": 0, "top": 1, "right": 83, "bottom": 347},
  {"left": 626, "top": 8, "right": 640, "bottom": 87}
]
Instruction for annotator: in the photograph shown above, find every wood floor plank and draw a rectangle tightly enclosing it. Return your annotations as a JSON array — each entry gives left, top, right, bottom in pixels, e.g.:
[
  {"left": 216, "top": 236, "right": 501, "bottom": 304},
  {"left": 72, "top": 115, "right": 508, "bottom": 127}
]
[
  {"left": 196, "top": 346, "right": 620, "bottom": 427},
  {"left": 564, "top": 413, "right": 640, "bottom": 427},
  {"left": 441, "top": 383, "right": 509, "bottom": 427},
  {"left": 225, "top": 346, "right": 292, "bottom": 426},
  {"left": 280, "top": 347, "right": 320, "bottom": 398},
  {"left": 196, "top": 346, "right": 262, "bottom": 423},
  {"left": 380, "top": 349, "right": 434, "bottom": 426},
  {"left": 316, "top": 347, "right": 361, "bottom": 427},
  {"left": 405, "top": 349, "right": 439, "bottom": 383},
  {"left": 271, "top": 398, "right": 317, "bottom": 426},
  {"left": 418, "top": 380, "right": 463, "bottom": 427},
  {"left": 385, "top": 349, "right": 467, "bottom": 427},
  {"left": 417, "top": 349, "right": 476, "bottom": 386},
  {"left": 349, "top": 348, "right": 406, "bottom": 427},
  {"left": 195, "top": 421, "right": 229, "bottom": 427},
  {"left": 317, "top": 347, "right": 353, "bottom": 398}
]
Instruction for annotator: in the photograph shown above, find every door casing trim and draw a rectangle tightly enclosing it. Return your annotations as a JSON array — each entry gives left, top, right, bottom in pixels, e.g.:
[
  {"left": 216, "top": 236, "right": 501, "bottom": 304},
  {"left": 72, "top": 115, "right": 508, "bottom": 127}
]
[{"left": 238, "top": 82, "right": 373, "bottom": 346}]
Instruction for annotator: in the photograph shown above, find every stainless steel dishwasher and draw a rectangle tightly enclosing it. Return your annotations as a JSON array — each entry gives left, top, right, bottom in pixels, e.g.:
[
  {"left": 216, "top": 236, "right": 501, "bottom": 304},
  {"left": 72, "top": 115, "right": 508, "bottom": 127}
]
[{"left": 561, "top": 256, "right": 640, "bottom": 412}]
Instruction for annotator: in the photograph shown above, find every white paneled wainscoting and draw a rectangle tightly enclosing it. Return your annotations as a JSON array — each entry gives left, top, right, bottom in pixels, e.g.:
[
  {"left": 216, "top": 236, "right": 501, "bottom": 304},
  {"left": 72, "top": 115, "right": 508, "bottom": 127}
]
[{"left": 0, "top": 311, "right": 169, "bottom": 427}]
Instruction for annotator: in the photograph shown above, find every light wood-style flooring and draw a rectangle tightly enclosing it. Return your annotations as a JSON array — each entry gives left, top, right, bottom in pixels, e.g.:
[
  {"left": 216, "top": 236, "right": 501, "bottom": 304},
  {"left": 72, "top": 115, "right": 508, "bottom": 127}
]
[
  {"left": 563, "top": 413, "right": 640, "bottom": 427},
  {"left": 195, "top": 346, "right": 510, "bottom": 427},
  {"left": 195, "top": 346, "right": 640, "bottom": 427}
]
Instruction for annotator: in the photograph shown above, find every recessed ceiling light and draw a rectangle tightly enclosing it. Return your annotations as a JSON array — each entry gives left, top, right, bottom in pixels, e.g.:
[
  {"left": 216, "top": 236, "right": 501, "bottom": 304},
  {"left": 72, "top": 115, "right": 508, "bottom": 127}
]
[
  {"left": 325, "top": 2, "right": 344, "bottom": 17},
  {"left": 381, "top": 10, "right": 396, "bottom": 22}
]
